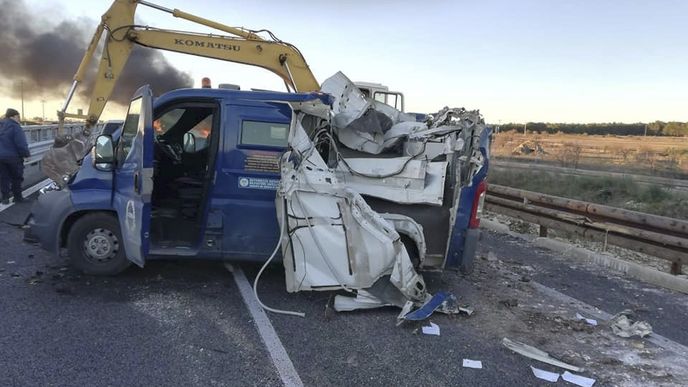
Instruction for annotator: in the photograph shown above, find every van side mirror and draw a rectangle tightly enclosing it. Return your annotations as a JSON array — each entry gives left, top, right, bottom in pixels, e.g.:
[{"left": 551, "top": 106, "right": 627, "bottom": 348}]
[
  {"left": 183, "top": 132, "right": 196, "bottom": 153},
  {"left": 94, "top": 135, "right": 115, "bottom": 165}
]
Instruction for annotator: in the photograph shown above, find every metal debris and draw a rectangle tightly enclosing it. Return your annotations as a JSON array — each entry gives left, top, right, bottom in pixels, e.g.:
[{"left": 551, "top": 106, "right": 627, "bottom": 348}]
[
  {"left": 609, "top": 310, "right": 652, "bottom": 338},
  {"left": 502, "top": 337, "right": 583, "bottom": 372},
  {"left": 421, "top": 322, "right": 440, "bottom": 336},
  {"left": 575, "top": 313, "right": 598, "bottom": 326},
  {"left": 462, "top": 359, "right": 483, "bottom": 369},
  {"left": 562, "top": 371, "right": 596, "bottom": 387},
  {"left": 402, "top": 291, "right": 458, "bottom": 321},
  {"left": 530, "top": 366, "right": 560, "bottom": 382},
  {"left": 500, "top": 298, "right": 518, "bottom": 307}
]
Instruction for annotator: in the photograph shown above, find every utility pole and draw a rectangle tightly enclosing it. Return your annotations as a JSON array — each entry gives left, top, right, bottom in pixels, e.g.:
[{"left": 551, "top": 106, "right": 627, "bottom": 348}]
[
  {"left": 20, "top": 80, "right": 25, "bottom": 123},
  {"left": 644, "top": 123, "right": 648, "bottom": 136},
  {"left": 523, "top": 122, "right": 527, "bottom": 136},
  {"left": 41, "top": 99, "right": 46, "bottom": 122}
]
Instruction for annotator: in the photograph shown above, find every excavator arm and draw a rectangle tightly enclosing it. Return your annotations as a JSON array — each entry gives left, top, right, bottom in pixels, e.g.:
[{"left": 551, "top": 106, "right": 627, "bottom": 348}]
[{"left": 58, "top": 0, "right": 319, "bottom": 130}]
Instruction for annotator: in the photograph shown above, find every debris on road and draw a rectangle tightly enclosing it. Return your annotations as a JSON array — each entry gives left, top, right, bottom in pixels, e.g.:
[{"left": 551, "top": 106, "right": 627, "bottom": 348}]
[
  {"left": 458, "top": 306, "right": 475, "bottom": 316},
  {"left": 500, "top": 298, "right": 519, "bottom": 307},
  {"left": 421, "top": 322, "right": 440, "bottom": 336},
  {"left": 562, "top": 371, "right": 596, "bottom": 387},
  {"left": 486, "top": 251, "right": 499, "bottom": 262},
  {"left": 609, "top": 310, "right": 652, "bottom": 338},
  {"left": 502, "top": 337, "right": 583, "bottom": 372},
  {"left": 575, "top": 313, "right": 598, "bottom": 326},
  {"left": 400, "top": 291, "right": 460, "bottom": 322},
  {"left": 462, "top": 359, "right": 483, "bottom": 369},
  {"left": 530, "top": 366, "right": 560, "bottom": 382}
]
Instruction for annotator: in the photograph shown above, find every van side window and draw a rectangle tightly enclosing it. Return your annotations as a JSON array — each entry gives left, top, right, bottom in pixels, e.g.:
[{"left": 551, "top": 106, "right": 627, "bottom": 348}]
[
  {"left": 154, "top": 108, "right": 185, "bottom": 136},
  {"left": 240, "top": 121, "right": 289, "bottom": 148},
  {"left": 117, "top": 97, "right": 142, "bottom": 163}
]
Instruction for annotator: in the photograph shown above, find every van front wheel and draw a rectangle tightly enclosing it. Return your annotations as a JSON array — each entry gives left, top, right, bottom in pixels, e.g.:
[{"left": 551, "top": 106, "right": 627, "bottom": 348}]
[{"left": 67, "top": 213, "right": 131, "bottom": 275}]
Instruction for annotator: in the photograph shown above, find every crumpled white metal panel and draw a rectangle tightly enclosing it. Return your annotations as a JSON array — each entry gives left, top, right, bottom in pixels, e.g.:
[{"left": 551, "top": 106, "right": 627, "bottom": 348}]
[{"left": 277, "top": 110, "right": 427, "bottom": 303}]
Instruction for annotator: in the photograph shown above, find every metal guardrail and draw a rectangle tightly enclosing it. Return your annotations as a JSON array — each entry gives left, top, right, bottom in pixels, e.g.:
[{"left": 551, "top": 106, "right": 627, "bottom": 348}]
[
  {"left": 23, "top": 123, "right": 102, "bottom": 167},
  {"left": 24, "top": 123, "right": 88, "bottom": 145},
  {"left": 486, "top": 184, "right": 688, "bottom": 275},
  {"left": 25, "top": 140, "right": 55, "bottom": 165}
]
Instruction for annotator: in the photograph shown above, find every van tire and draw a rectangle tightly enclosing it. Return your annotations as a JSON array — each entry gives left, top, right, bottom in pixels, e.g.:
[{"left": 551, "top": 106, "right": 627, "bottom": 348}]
[{"left": 67, "top": 213, "right": 131, "bottom": 276}]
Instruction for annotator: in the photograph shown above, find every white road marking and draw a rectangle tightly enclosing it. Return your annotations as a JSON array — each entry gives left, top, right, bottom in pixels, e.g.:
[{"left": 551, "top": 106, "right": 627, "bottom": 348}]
[
  {"left": 531, "top": 281, "right": 688, "bottom": 357},
  {"left": 0, "top": 178, "right": 52, "bottom": 213},
  {"left": 227, "top": 264, "right": 304, "bottom": 387}
]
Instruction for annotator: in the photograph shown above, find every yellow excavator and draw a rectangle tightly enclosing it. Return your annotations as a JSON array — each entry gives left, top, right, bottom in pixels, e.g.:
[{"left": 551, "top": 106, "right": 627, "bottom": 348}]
[{"left": 57, "top": 0, "right": 320, "bottom": 132}]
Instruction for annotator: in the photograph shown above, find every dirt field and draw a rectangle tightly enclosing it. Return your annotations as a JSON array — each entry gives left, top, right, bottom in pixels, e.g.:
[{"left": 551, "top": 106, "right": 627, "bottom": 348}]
[{"left": 492, "top": 133, "right": 688, "bottom": 177}]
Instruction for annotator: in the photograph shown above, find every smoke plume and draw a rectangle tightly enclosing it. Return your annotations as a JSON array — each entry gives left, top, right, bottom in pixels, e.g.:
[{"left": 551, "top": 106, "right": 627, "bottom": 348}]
[{"left": 0, "top": 0, "right": 192, "bottom": 107}]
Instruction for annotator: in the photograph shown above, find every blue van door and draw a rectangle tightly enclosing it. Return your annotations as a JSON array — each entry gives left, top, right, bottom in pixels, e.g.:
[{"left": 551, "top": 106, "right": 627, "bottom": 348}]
[
  {"left": 216, "top": 101, "right": 292, "bottom": 259},
  {"left": 112, "top": 86, "right": 154, "bottom": 267}
]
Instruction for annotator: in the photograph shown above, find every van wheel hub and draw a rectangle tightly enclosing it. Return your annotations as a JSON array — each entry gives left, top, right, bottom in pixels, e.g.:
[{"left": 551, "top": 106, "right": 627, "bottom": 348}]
[{"left": 83, "top": 228, "right": 119, "bottom": 262}]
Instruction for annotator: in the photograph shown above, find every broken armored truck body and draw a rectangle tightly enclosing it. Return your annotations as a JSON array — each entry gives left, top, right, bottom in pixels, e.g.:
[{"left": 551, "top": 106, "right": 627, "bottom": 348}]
[{"left": 26, "top": 72, "right": 491, "bottom": 308}]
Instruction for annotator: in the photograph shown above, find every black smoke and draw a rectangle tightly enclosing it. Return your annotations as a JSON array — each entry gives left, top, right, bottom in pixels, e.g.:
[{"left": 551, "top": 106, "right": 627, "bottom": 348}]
[{"left": 0, "top": 0, "right": 192, "bottom": 106}]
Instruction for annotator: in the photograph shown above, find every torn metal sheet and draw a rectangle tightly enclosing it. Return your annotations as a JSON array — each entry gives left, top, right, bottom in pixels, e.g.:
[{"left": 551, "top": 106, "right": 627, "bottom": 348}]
[
  {"left": 502, "top": 337, "right": 583, "bottom": 372},
  {"left": 575, "top": 312, "right": 598, "bottom": 326},
  {"left": 321, "top": 72, "right": 418, "bottom": 154},
  {"left": 278, "top": 109, "right": 427, "bottom": 305},
  {"left": 531, "top": 366, "right": 560, "bottom": 383},
  {"left": 333, "top": 290, "right": 394, "bottom": 312},
  {"left": 275, "top": 73, "right": 489, "bottom": 321},
  {"left": 609, "top": 310, "right": 652, "bottom": 338},
  {"left": 562, "top": 371, "right": 596, "bottom": 387},
  {"left": 401, "top": 291, "right": 458, "bottom": 321},
  {"left": 334, "top": 275, "right": 408, "bottom": 312},
  {"left": 462, "top": 359, "right": 483, "bottom": 369},
  {"left": 334, "top": 159, "right": 448, "bottom": 205},
  {"left": 42, "top": 129, "right": 95, "bottom": 187},
  {"left": 277, "top": 99, "right": 470, "bottom": 321},
  {"left": 422, "top": 322, "right": 440, "bottom": 336}
]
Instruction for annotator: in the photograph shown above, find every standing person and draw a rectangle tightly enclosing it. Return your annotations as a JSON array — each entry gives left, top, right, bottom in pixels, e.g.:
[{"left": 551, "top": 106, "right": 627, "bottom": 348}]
[
  {"left": 0, "top": 108, "right": 30, "bottom": 204},
  {"left": 201, "top": 77, "right": 212, "bottom": 88}
]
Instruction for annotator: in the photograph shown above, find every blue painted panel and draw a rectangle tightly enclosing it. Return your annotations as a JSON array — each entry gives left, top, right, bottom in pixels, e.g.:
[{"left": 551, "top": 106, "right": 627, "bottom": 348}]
[
  {"left": 444, "top": 127, "right": 492, "bottom": 269},
  {"left": 112, "top": 86, "right": 154, "bottom": 267},
  {"left": 212, "top": 101, "right": 291, "bottom": 260}
]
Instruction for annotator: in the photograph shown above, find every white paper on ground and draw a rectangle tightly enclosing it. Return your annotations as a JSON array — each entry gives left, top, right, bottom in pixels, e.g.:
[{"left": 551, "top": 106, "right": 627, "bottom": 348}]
[
  {"left": 462, "top": 359, "right": 483, "bottom": 369},
  {"left": 562, "top": 371, "right": 596, "bottom": 387},
  {"left": 421, "top": 322, "right": 440, "bottom": 336},
  {"left": 575, "top": 313, "right": 598, "bottom": 326},
  {"left": 530, "top": 366, "right": 559, "bottom": 382}
]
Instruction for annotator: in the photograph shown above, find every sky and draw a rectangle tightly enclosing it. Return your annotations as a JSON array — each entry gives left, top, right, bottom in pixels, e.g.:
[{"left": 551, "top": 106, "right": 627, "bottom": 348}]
[{"left": 1, "top": 0, "right": 687, "bottom": 123}]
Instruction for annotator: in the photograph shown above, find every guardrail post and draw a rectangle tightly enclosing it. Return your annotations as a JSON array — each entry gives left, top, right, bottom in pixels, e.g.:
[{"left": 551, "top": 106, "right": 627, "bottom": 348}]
[
  {"left": 539, "top": 225, "right": 548, "bottom": 237},
  {"left": 671, "top": 262, "right": 683, "bottom": 275}
]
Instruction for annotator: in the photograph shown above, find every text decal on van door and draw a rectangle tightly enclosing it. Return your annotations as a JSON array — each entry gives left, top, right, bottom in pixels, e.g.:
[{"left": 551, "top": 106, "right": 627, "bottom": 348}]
[{"left": 238, "top": 177, "right": 279, "bottom": 190}]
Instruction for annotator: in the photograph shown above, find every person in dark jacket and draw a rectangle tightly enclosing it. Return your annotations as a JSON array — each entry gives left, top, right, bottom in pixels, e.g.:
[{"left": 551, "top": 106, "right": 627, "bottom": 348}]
[{"left": 0, "top": 108, "right": 30, "bottom": 204}]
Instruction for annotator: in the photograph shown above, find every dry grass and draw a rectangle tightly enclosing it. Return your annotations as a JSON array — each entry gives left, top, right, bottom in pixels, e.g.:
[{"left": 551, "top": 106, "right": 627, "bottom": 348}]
[{"left": 492, "top": 133, "right": 688, "bottom": 177}]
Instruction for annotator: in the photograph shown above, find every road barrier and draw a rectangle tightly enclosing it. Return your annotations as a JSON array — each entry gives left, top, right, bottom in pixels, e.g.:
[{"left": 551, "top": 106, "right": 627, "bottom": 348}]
[
  {"left": 486, "top": 184, "right": 688, "bottom": 275},
  {"left": 25, "top": 123, "right": 89, "bottom": 145},
  {"left": 23, "top": 123, "right": 100, "bottom": 166}
]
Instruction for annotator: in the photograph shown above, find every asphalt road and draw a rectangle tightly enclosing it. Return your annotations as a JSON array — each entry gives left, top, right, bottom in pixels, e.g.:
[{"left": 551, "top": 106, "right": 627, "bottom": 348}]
[{"left": 2, "top": 197, "right": 688, "bottom": 386}]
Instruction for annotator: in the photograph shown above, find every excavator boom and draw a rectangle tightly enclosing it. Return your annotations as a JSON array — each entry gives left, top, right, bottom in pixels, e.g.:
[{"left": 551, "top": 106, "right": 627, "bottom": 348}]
[{"left": 58, "top": 0, "right": 319, "bottom": 130}]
